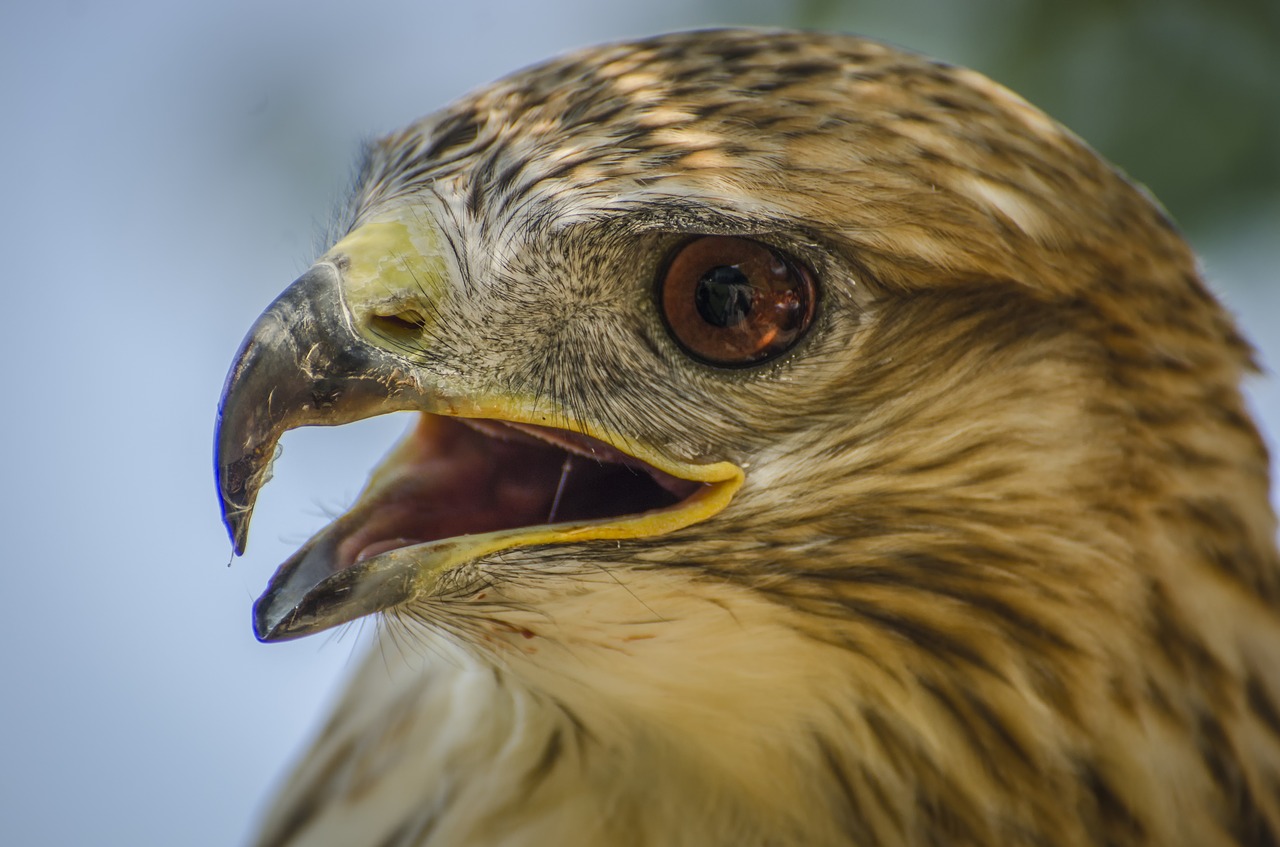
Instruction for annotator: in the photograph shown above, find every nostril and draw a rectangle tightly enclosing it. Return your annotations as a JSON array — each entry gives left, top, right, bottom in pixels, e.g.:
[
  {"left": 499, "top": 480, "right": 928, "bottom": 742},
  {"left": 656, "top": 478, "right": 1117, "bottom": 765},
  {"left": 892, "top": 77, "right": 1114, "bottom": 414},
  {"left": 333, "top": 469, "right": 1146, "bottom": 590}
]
[{"left": 370, "top": 310, "right": 426, "bottom": 335}]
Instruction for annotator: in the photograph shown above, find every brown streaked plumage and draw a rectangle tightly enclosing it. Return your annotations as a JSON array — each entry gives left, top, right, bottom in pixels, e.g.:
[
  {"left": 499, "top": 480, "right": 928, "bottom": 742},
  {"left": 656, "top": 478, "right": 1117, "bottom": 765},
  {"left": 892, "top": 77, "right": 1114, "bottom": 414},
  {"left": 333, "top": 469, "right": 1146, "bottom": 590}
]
[{"left": 216, "top": 29, "right": 1280, "bottom": 847}]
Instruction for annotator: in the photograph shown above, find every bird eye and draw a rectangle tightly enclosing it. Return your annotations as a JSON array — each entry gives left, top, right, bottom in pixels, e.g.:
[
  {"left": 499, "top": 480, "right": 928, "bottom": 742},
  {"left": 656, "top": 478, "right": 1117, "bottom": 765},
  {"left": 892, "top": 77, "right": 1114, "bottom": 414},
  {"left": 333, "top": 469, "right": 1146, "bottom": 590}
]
[{"left": 659, "top": 236, "right": 817, "bottom": 367}]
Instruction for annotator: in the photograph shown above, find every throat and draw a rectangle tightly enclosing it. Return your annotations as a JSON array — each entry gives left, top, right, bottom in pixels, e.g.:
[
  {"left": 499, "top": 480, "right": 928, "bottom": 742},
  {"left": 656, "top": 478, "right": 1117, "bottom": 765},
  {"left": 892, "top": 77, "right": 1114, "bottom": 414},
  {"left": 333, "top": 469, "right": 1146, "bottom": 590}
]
[{"left": 260, "top": 614, "right": 841, "bottom": 847}]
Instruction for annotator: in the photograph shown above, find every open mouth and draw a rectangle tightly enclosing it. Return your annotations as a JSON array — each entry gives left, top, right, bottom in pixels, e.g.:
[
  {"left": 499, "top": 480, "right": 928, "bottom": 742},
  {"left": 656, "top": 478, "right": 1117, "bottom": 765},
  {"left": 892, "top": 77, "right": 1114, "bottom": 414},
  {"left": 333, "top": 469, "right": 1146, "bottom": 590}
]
[
  {"left": 246, "top": 412, "right": 740, "bottom": 642},
  {"left": 330, "top": 414, "right": 704, "bottom": 573}
]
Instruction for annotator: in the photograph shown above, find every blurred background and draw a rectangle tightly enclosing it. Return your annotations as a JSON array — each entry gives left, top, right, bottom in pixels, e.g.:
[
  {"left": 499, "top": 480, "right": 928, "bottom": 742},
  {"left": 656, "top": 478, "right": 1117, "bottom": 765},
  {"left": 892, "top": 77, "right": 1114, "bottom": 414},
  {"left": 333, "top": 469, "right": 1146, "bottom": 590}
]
[{"left": 1, "top": 1, "right": 1276, "bottom": 843}]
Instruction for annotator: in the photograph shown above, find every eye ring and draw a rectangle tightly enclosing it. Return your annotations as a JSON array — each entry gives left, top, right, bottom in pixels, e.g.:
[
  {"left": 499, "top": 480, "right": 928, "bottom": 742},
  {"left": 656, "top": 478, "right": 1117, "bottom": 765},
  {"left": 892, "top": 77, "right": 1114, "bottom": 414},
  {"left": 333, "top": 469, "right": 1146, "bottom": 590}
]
[{"left": 658, "top": 235, "right": 817, "bottom": 367}]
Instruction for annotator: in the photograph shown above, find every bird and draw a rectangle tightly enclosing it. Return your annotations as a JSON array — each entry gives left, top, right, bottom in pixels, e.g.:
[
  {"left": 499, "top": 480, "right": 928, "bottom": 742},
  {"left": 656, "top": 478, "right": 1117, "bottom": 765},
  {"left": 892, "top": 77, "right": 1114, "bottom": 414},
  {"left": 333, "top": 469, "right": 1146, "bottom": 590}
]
[{"left": 215, "top": 28, "right": 1280, "bottom": 847}]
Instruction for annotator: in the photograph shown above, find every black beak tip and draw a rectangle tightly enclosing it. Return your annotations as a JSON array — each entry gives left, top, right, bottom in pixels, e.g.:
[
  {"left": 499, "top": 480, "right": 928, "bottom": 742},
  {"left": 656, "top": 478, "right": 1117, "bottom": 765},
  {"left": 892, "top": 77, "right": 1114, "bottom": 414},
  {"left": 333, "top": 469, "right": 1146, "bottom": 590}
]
[
  {"left": 229, "top": 522, "right": 248, "bottom": 558},
  {"left": 252, "top": 591, "right": 303, "bottom": 642},
  {"left": 252, "top": 600, "right": 281, "bottom": 642},
  {"left": 215, "top": 468, "right": 251, "bottom": 556}
]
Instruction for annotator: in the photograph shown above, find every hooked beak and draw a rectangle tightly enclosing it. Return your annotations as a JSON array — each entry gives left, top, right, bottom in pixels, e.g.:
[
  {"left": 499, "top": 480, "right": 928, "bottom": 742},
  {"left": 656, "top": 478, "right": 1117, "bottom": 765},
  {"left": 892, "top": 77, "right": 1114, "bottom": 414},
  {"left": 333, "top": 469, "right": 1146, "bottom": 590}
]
[{"left": 216, "top": 262, "right": 438, "bottom": 641}]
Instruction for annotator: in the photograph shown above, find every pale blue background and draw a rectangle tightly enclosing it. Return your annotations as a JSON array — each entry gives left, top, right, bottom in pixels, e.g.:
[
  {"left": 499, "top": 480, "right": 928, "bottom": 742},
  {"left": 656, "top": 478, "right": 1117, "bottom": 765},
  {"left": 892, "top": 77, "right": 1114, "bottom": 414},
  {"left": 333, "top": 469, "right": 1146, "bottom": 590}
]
[{"left": 2, "top": 1, "right": 1275, "bottom": 844}]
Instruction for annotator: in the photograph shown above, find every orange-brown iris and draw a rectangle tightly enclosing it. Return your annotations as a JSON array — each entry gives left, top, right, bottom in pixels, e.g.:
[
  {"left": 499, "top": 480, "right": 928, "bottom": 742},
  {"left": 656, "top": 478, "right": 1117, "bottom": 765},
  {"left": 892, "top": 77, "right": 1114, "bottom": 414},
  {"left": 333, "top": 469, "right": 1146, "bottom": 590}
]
[{"left": 659, "top": 235, "right": 816, "bottom": 366}]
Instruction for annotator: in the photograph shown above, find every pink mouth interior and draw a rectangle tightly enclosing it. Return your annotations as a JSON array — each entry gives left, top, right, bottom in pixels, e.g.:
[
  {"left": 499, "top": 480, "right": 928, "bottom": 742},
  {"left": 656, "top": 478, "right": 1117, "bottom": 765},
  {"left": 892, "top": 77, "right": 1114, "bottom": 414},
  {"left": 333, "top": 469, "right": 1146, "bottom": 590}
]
[{"left": 329, "top": 414, "right": 703, "bottom": 571}]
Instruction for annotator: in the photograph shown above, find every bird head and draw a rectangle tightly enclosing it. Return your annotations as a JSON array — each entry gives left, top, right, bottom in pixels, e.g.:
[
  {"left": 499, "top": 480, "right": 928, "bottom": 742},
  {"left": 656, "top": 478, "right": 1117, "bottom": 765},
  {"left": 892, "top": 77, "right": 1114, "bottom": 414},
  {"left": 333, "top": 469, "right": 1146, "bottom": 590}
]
[{"left": 217, "top": 30, "right": 1279, "bottom": 841}]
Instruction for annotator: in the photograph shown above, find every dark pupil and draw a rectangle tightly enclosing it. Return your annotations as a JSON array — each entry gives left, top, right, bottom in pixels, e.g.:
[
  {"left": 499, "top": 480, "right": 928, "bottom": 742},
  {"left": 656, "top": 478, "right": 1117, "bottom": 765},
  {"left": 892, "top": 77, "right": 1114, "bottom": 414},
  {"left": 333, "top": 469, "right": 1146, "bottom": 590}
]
[{"left": 694, "top": 265, "right": 754, "bottom": 328}]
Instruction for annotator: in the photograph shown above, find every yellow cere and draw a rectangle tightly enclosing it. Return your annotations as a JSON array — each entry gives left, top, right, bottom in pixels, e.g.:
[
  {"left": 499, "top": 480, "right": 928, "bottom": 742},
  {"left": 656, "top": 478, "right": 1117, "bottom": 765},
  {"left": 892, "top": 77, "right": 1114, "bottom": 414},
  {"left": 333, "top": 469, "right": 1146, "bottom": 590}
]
[
  {"left": 322, "top": 208, "right": 451, "bottom": 339},
  {"left": 404, "top": 462, "right": 743, "bottom": 598}
]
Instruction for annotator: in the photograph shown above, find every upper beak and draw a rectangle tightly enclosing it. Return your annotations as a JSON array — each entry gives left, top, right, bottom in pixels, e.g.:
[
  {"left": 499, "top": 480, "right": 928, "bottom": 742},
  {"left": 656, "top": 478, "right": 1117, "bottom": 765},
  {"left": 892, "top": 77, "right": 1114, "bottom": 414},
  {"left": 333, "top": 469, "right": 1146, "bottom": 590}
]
[{"left": 216, "top": 262, "right": 432, "bottom": 554}]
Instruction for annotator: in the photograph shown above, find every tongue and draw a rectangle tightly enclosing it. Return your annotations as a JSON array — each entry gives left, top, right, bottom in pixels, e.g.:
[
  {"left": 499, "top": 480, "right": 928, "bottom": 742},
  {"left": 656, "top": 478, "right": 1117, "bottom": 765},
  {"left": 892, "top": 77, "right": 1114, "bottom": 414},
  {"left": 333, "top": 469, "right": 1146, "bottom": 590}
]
[{"left": 332, "top": 415, "right": 569, "bottom": 571}]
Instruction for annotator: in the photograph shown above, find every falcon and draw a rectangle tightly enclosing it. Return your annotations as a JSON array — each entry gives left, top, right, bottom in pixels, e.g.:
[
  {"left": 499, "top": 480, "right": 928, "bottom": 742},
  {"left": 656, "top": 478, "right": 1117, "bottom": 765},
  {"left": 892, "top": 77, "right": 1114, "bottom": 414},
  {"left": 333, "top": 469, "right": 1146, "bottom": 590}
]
[{"left": 215, "top": 29, "right": 1280, "bottom": 847}]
